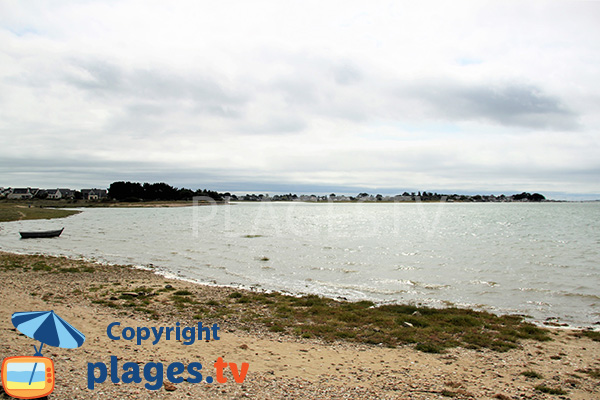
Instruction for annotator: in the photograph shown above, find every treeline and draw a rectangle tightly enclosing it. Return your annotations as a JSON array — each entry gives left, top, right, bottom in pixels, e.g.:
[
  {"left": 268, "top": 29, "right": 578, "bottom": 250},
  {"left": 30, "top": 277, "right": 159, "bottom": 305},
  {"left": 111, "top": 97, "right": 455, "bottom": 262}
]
[
  {"left": 511, "top": 192, "right": 545, "bottom": 202},
  {"left": 416, "top": 191, "right": 545, "bottom": 202},
  {"left": 107, "top": 181, "right": 547, "bottom": 203},
  {"left": 107, "top": 181, "right": 228, "bottom": 202}
]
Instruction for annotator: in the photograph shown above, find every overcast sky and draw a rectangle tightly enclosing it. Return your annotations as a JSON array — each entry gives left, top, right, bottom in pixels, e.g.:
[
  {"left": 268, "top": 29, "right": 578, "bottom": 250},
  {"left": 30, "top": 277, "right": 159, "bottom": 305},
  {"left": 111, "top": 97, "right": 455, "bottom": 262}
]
[{"left": 1, "top": 1, "right": 599, "bottom": 199}]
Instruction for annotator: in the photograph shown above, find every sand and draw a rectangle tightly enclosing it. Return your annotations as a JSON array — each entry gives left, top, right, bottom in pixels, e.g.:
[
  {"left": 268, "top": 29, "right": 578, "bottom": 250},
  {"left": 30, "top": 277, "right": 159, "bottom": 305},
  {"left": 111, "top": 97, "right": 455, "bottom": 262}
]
[{"left": 1, "top": 252, "right": 599, "bottom": 399}]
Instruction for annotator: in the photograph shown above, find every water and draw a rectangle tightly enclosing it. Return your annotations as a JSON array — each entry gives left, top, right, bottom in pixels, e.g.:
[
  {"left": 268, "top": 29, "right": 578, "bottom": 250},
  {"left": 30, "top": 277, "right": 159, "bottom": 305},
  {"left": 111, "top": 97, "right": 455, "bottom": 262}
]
[{"left": 1, "top": 202, "right": 598, "bottom": 328}]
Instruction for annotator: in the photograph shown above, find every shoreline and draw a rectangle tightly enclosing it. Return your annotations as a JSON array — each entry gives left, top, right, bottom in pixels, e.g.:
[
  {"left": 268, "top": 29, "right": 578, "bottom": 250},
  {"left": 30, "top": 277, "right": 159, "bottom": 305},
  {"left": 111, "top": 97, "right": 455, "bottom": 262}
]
[
  {"left": 3, "top": 246, "right": 597, "bottom": 332},
  {"left": 1, "top": 251, "right": 599, "bottom": 399}
]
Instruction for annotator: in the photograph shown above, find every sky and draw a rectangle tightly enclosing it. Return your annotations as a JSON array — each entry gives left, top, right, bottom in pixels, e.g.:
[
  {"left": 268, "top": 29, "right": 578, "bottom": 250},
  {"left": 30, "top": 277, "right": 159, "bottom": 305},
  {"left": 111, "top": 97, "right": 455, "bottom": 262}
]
[{"left": 1, "top": 1, "right": 599, "bottom": 199}]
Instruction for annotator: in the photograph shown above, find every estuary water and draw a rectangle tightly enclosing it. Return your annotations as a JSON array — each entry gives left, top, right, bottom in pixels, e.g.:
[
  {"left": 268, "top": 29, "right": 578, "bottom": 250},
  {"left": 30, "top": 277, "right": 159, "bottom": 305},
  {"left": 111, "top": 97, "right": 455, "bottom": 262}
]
[{"left": 1, "top": 202, "right": 598, "bottom": 328}]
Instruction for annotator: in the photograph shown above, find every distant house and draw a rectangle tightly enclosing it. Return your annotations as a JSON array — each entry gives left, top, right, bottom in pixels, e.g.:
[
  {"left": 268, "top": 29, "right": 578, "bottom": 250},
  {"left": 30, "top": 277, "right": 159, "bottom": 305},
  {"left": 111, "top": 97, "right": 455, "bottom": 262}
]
[
  {"left": 47, "top": 189, "right": 60, "bottom": 199},
  {"left": 7, "top": 188, "right": 34, "bottom": 200},
  {"left": 47, "top": 188, "right": 74, "bottom": 199},
  {"left": 81, "top": 188, "right": 108, "bottom": 200}
]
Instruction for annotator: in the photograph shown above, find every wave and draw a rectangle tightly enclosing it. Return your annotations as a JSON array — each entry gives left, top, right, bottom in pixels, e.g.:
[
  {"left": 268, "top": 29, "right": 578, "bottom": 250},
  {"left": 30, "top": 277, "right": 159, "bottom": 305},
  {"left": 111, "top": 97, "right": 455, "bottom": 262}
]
[
  {"left": 469, "top": 280, "right": 498, "bottom": 287},
  {"left": 309, "top": 266, "right": 358, "bottom": 273}
]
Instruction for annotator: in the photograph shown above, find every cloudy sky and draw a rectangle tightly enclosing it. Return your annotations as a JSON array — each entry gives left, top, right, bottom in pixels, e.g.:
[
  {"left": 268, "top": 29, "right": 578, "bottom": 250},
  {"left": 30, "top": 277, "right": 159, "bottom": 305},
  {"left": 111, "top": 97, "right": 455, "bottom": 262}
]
[{"left": 1, "top": 1, "right": 599, "bottom": 199}]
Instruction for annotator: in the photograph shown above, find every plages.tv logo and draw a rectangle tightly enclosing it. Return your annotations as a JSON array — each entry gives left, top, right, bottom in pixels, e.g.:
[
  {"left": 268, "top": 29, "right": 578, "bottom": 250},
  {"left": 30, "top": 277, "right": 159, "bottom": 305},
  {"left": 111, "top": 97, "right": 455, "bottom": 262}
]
[{"left": 1, "top": 311, "right": 85, "bottom": 399}]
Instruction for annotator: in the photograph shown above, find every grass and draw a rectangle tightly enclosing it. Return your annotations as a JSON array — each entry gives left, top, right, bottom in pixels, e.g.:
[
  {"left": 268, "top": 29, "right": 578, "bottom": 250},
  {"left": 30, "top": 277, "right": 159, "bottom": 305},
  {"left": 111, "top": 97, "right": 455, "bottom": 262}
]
[
  {"left": 572, "top": 330, "right": 600, "bottom": 342},
  {"left": 0, "top": 201, "right": 80, "bottom": 222},
  {"left": 0, "top": 251, "right": 554, "bottom": 353},
  {"left": 0, "top": 198, "right": 226, "bottom": 223},
  {"left": 82, "top": 282, "right": 553, "bottom": 352},
  {"left": 440, "top": 389, "right": 458, "bottom": 397},
  {"left": 534, "top": 385, "right": 567, "bottom": 395},
  {"left": 0, "top": 255, "right": 95, "bottom": 274},
  {"left": 521, "top": 370, "right": 543, "bottom": 379},
  {"left": 81, "top": 278, "right": 552, "bottom": 352},
  {"left": 576, "top": 368, "right": 600, "bottom": 379},
  {"left": 216, "top": 293, "right": 551, "bottom": 352},
  {"left": 170, "top": 293, "right": 198, "bottom": 309}
]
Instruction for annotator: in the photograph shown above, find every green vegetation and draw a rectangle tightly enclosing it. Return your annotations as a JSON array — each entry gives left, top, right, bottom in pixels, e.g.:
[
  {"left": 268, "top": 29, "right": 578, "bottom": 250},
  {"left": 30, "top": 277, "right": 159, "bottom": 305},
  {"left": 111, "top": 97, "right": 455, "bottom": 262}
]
[
  {"left": 441, "top": 390, "right": 458, "bottom": 397},
  {"left": 0, "top": 202, "right": 80, "bottom": 222},
  {"left": 576, "top": 368, "right": 600, "bottom": 379},
  {"left": 3, "top": 184, "right": 548, "bottom": 207},
  {"left": 521, "top": 370, "right": 543, "bottom": 379},
  {"left": 215, "top": 293, "right": 551, "bottom": 352},
  {"left": 572, "top": 330, "right": 600, "bottom": 342},
  {"left": 0, "top": 255, "right": 94, "bottom": 274},
  {"left": 108, "top": 181, "right": 225, "bottom": 202},
  {"left": 534, "top": 385, "right": 567, "bottom": 395},
  {"left": 170, "top": 292, "right": 198, "bottom": 309},
  {"left": 0, "top": 198, "right": 200, "bottom": 210},
  {"left": 78, "top": 279, "right": 552, "bottom": 352},
  {"left": 0, "top": 252, "right": 554, "bottom": 353}
]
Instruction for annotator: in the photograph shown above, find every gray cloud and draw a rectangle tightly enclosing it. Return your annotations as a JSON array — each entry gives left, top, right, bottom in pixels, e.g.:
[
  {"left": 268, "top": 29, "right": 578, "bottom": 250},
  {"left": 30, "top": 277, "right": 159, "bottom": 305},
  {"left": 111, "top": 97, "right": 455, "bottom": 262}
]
[
  {"left": 403, "top": 81, "right": 579, "bottom": 130},
  {"left": 63, "top": 58, "right": 248, "bottom": 116},
  {"left": 331, "top": 63, "right": 363, "bottom": 86},
  {"left": 63, "top": 60, "right": 123, "bottom": 92},
  {"left": 49, "top": 54, "right": 583, "bottom": 135},
  {"left": 259, "top": 54, "right": 579, "bottom": 130}
]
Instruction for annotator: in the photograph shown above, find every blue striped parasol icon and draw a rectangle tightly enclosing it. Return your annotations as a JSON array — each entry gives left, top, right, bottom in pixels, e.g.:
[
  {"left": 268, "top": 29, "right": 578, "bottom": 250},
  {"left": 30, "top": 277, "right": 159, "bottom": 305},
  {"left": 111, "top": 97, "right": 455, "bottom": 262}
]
[{"left": 11, "top": 311, "right": 85, "bottom": 385}]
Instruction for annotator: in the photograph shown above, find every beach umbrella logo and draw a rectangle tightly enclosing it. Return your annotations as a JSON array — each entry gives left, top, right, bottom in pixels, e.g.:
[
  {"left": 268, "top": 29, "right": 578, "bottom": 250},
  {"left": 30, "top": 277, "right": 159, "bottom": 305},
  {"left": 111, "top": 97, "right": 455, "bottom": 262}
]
[{"left": 1, "top": 311, "right": 85, "bottom": 399}]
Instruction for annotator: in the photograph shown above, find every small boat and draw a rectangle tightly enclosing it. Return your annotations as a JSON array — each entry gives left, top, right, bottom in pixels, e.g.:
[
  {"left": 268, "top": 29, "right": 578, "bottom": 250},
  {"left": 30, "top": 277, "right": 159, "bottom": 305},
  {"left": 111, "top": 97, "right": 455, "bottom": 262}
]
[{"left": 19, "top": 228, "right": 64, "bottom": 239}]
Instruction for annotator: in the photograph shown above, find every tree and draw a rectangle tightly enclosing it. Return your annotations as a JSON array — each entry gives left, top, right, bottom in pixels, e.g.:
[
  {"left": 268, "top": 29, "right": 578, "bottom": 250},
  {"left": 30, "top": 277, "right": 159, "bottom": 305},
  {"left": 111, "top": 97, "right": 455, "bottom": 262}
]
[
  {"left": 530, "top": 193, "right": 545, "bottom": 202},
  {"left": 512, "top": 192, "right": 531, "bottom": 201},
  {"left": 108, "top": 181, "right": 228, "bottom": 202},
  {"left": 108, "top": 181, "right": 144, "bottom": 201},
  {"left": 143, "top": 182, "right": 178, "bottom": 200},
  {"left": 177, "top": 188, "right": 195, "bottom": 200}
]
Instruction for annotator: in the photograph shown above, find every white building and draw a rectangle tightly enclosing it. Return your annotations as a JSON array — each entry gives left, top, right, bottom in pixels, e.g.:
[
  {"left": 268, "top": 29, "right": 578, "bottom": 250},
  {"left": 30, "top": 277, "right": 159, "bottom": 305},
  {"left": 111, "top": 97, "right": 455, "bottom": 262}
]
[
  {"left": 7, "top": 188, "right": 34, "bottom": 200},
  {"left": 47, "top": 188, "right": 74, "bottom": 199}
]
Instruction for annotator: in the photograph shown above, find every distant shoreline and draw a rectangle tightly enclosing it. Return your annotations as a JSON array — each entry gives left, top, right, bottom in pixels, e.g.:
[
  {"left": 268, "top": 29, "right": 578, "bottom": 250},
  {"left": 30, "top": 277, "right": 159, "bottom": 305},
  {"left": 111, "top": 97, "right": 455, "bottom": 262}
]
[{"left": 0, "top": 197, "right": 574, "bottom": 224}]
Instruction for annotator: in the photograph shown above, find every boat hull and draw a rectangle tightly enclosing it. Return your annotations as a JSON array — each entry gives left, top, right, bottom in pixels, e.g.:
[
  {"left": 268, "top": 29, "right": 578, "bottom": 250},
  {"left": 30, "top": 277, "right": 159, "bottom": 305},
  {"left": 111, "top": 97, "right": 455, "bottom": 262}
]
[{"left": 19, "top": 228, "right": 64, "bottom": 239}]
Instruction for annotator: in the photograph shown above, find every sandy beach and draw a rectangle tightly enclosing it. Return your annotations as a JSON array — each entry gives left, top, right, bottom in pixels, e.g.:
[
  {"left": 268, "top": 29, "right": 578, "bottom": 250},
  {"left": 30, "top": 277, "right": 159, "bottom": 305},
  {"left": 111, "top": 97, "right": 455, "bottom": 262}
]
[{"left": 1, "top": 252, "right": 599, "bottom": 399}]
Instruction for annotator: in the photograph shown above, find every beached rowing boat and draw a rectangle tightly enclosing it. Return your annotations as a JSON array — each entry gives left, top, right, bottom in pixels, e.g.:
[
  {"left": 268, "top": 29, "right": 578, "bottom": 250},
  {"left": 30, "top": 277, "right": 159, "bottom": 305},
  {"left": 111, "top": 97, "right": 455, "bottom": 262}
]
[{"left": 19, "top": 228, "right": 64, "bottom": 239}]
